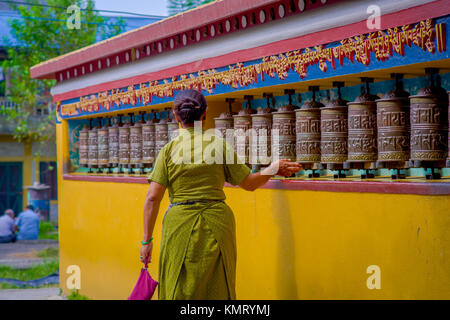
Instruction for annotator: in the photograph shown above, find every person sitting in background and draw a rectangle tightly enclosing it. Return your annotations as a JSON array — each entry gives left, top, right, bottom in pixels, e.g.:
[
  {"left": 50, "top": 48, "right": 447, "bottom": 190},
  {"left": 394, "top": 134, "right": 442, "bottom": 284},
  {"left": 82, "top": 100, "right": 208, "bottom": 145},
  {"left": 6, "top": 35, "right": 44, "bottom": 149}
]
[
  {"left": 0, "top": 209, "right": 18, "bottom": 243},
  {"left": 15, "top": 205, "right": 40, "bottom": 240}
]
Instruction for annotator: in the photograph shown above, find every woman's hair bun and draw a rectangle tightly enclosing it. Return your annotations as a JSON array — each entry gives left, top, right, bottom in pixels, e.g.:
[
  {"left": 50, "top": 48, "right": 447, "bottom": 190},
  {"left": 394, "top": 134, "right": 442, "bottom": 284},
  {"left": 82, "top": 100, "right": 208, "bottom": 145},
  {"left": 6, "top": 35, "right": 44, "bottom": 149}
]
[{"left": 173, "top": 90, "right": 207, "bottom": 124}]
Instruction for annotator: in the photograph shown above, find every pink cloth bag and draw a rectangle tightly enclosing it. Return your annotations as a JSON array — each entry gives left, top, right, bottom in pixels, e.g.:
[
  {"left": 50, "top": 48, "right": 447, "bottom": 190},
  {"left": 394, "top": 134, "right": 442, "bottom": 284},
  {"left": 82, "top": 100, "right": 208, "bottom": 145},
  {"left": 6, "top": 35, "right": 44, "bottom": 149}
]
[{"left": 128, "top": 258, "right": 158, "bottom": 300}]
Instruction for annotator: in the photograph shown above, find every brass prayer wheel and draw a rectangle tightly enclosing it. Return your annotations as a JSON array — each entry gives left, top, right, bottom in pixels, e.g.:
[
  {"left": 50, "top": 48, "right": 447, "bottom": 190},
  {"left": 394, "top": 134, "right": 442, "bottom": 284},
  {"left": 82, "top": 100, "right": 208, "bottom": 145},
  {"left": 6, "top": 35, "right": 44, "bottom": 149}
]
[
  {"left": 214, "top": 111, "right": 234, "bottom": 140},
  {"left": 272, "top": 100, "right": 297, "bottom": 162},
  {"left": 142, "top": 111, "right": 158, "bottom": 168},
  {"left": 250, "top": 95, "right": 274, "bottom": 166},
  {"left": 347, "top": 78, "right": 379, "bottom": 163},
  {"left": 97, "top": 118, "right": 109, "bottom": 168},
  {"left": 167, "top": 110, "right": 179, "bottom": 141},
  {"left": 155, "top": 117, "right": 168, "bottom": 159},
  {"left": 321, "top": 82, "right": 348, "bottom": 165},
  {"left": 410, "top": 87, "right": 448, "bottom": 162},
  {"left": 108, "top": 116, "right": 120, "bottom": 168},
  {"left": 214, "top": 98, "right": 236, "bottom": 141},
  {"left": 78, "top": 125, "right": 89, "bottom": 168},
  {"left": 233, "top": 109, "right": 255, "bottom": 164},
  {"left": 88, "top": 119, "right": 100, "bottom": 169},
  {"left": 118, "top": 114, "right": 131, "bottom": 167},
  {"left": 130, "top": 114, "right": 143, "bottom": 168},
  {"left": 295, "top": 86, "right": 323, "bottom": 164},
  {"left": 376, "top": 74, "right": 410, "bottom": 164},
  {"left": 233, "top": 96, "right": 255, "bottom": 164},
  {"left": 447, "top": 91, "right": 450, "bottom": 168}
]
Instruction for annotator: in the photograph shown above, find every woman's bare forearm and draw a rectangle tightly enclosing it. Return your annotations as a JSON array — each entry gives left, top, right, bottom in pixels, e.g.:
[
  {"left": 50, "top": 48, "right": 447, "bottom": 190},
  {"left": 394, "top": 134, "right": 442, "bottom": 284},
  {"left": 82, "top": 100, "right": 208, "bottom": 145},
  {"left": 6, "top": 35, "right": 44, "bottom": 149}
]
[
  {"left": 143, "top": 182, "right": 166, "bottom": 241},
  {"left": 239, "top": 160, "right": 302, "bottom": 191},
  {"left": 143, "top": 197, "right": 161, "bottom": 242},
  {"left": 239, "top": 171, "right": 273, "bottom": 191}
]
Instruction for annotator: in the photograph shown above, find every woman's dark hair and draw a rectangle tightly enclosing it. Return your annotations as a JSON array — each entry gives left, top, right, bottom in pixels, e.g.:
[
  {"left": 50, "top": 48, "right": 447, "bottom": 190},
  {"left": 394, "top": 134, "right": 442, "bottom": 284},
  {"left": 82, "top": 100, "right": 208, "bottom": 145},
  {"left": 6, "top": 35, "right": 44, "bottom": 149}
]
[{"left": 173, "top": 89, "right": 207, "bottom": 124}]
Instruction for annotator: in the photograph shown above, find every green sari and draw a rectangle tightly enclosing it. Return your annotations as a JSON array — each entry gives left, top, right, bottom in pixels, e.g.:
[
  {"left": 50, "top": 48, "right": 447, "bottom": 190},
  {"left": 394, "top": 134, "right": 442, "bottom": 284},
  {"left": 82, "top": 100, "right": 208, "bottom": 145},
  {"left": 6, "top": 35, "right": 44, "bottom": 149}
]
[{"left": 148, "top": 127, "right": 250, "bottom": 300}]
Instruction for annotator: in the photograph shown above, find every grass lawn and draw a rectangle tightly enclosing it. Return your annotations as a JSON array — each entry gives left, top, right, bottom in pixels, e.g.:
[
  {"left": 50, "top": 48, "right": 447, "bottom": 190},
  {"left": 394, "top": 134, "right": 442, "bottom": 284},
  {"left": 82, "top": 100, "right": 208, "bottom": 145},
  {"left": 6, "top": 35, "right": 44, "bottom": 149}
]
[
  {"left": 38, "top": 222, "right": 58, "bottom": 241},
  {"left": 0, "top": 253, "right": 59, "bottom": 289}
]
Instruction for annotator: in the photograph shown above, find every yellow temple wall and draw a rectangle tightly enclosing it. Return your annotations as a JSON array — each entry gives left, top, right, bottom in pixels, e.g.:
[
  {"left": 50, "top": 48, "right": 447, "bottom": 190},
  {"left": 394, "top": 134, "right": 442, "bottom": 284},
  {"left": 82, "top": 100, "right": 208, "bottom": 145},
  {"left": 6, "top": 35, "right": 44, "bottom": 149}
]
[
  {"left": 57, "top": 177, "right": 450, "bottom": 300},
  {"left": 56, "top": 117, "right": 450, "bottom": 299}
]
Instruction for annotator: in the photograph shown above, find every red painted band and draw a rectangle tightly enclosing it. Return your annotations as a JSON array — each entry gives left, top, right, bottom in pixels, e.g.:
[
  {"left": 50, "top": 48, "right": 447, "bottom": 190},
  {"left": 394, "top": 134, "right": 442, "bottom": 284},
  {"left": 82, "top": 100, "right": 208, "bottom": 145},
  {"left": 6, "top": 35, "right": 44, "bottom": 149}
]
[
  {"left": 63, "top": 174, "right": 450, "bottom": 195},
  {"left": 52, "top": 0, "right": 450, "bottom": 103},
  {"left": 30, "top": 0, "right": 286, "bottom": 79}
]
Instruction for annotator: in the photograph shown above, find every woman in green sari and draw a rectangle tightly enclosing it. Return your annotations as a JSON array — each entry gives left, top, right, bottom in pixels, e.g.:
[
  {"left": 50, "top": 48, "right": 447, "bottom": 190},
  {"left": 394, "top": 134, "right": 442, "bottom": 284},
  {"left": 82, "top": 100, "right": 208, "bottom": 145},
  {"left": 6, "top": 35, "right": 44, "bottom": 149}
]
[{"left": 140, "top": 89, "right": 301, "bottom": 300}]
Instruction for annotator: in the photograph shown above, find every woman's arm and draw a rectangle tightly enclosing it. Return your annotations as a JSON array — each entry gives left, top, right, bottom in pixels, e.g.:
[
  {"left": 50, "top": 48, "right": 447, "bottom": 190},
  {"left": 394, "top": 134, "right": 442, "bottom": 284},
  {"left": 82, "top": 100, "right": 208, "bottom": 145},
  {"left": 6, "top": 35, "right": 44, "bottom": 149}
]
[
  {"left": 140, "top": 181, "right": 166, "bottom": 263},
  {"left": 239, "top": 159, "right": 302, "bottom": 191}
]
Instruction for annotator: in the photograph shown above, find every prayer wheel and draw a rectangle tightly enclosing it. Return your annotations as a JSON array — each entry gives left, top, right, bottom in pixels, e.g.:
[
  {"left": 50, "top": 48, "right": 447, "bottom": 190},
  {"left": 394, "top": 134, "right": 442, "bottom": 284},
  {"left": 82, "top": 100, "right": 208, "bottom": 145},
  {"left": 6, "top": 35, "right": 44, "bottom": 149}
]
[
  {"left": 447, "top": 91, "right": 450, "bottom": 168},
  {"left": 409, "top": 71, "right": 448, "bottom": 169},
  {"left": 167, "top": 110, "right": 179, "bottom": 141},
  {"left": 108, "top": 116, "right": 120, "bottom": 168},
  {"left": 78, "top": 125, "right": 89, "bottom": 168},
  {"left": 347, "top": 78, "right": 379, "bottom": 168},
  {"left": 118, "top": 114, "right": 131, "bottom": 169},
  {"left": 88, "top": 118, "right": 100, "bottom": 169},
  {"left": 214, "top": 112, "right": 234, "bottom": 140},
  {"left": 97, "top": 118, "right": 109, "bottom": 169},
  {"left": 130, "top": 113, "right": 143, "bottom": 168},
  {"left": 214, "top": 98, "right": 236, "bottom": 143},
  {"left": 321, "top": 82, "right": 348, "bottom": 167},
  {"left": 295, "top": 86, "right": 323, "bottom": 169},
  {"left": 233, "top": 96, "right": 255, "bottom": 164},
  {"left": 142, "top": 111, "right": 158, "bottom": 169},
  {"left": 250, "top": 93, "right": 275, "bottom": 167},
  {"left": 376, "top": 74, "right": 410, "bottom": 173},
  {"left": 155, "top": 116, "right": 168, "bottom": 159},
  {"left": 272, "top": 92, "right": 297, "bottom": 162}
]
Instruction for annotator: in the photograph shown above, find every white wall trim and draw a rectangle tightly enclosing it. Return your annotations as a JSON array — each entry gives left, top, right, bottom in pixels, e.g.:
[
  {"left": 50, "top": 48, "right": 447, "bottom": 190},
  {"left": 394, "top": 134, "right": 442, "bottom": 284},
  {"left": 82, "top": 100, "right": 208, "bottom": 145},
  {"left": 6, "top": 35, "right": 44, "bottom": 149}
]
[{"left": 51, "top": 0, "right": 434, "bottom": 97}]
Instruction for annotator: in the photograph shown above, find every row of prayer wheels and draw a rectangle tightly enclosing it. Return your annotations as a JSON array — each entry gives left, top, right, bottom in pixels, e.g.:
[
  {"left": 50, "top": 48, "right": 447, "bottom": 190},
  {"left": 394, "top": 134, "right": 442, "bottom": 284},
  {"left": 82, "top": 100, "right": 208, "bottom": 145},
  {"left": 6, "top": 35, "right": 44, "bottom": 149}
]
[
  {"left": 215, "top": 70, "right": 449, "bottom": 179},
  {"left": 78, "top": 109, "right": 179, "bottom": 171}
]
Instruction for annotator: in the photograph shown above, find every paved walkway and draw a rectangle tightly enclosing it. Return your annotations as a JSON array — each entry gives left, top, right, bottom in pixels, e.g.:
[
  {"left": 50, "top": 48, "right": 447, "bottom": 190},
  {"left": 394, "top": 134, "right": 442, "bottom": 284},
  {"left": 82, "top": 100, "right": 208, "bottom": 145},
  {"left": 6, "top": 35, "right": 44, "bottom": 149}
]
[
  {"left": 0, "top": 240, "right": 58, "bottom": 269},
  {"left": 0, "top": 240, "right": 62, "bottom": 300},
  {"left": 0, "top": 288, "right": 65, "bottom": 300}
]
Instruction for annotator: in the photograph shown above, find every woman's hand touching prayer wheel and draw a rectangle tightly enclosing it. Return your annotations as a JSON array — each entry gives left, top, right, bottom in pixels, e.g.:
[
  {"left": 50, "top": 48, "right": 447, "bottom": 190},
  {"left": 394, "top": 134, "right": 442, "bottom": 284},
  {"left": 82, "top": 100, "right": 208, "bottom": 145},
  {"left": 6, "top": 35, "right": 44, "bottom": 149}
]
[
  {"left": 238, "top": 159, "right": 302, "bottom": 191},
  {"left": 264, "top": 159, "right": 303, "bottom": 177}
]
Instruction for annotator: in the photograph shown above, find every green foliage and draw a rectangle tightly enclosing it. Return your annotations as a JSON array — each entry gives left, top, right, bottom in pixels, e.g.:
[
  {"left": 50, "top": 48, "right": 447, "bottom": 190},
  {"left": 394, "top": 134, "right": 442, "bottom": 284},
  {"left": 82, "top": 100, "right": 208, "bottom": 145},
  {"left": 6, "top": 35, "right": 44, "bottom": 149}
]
[
  {"left": 38, "top": 221, "right": 58, "bottom": 240},
  {"left": 36, "top": 247, "right": 59, "bottom": 259},
  {"left": 39, "top": 221, "right": 55, "bottom": 234},
  {"left": 1, "top": 0, "right": 126, "bottom": 146},
  {"left": 67, "top": 289, "right": 90, "bottom": 300},
  {"left": 167, "top": 0, "right": 216, "bottom": 16},
  {"left": 0, "top": 259, "right": 59, "bottom": 289}
]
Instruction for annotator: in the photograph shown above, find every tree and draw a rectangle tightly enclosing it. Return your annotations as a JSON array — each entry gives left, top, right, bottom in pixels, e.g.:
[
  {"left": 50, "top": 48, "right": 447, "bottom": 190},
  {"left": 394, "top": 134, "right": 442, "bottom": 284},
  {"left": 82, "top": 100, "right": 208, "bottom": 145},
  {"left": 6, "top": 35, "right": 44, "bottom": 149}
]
[
  {"left": 167, "top": 0, "right": 216, "bottom": 16},
  {"left": 1, "top": 0, "right": 126, "bottom": 151}
]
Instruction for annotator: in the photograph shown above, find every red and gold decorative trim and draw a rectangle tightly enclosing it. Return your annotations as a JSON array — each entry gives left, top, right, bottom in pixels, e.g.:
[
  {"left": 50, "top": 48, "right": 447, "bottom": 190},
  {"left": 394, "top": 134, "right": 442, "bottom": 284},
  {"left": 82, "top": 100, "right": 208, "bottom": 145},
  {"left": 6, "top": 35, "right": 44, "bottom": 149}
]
[
  {"left": 436, "top": 23, "right": 447, "bottom": 53},
  {"left": 60, "top": 19, "right": 443, "bottom": 117}
]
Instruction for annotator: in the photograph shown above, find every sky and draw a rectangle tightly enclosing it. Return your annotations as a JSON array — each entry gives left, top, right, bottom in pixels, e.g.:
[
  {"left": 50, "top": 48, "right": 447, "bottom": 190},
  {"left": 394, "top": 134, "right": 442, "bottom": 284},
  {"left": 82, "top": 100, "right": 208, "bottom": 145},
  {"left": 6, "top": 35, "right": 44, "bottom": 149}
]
[{"left": 94, "top": 0, "right": 168, "bottom": 17}]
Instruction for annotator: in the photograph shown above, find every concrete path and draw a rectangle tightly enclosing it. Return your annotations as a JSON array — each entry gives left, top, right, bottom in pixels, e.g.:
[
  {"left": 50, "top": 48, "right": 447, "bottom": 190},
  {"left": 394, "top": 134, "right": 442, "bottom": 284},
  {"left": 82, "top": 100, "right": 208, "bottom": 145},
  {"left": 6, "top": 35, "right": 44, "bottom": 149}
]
[
  {"left": 0, "top": 288, "right": 66, "bottom": 300},
  {"left": 0, "top": 240, "right": 59, "bottom": 269}
]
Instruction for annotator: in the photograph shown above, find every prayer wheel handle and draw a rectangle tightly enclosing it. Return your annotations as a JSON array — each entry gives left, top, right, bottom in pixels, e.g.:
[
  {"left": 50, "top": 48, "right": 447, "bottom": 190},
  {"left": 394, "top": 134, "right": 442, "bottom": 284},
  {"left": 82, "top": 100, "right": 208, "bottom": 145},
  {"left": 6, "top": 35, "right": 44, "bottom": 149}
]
[
  {"left": 332, "top": 81, "right": 345, "bottom": 100},
  {"left": 225, "top": 98, "right": 235, "bottom": 113},
  {"left": 244, "top": 95, "right": 253, "bottom": 110},
  {"left": 360, "top": 77, "right": 374, "bottom": 95},
  {"left": 139, "top": 111, "right": 146, "bottom": 122},
  {"left": 425, "top": 67, "right": 441, "bottom": 89},
  {"left": 263, "top": 92, "right": 274, "bottom": 109},
  {"left": 308, "top": 86, "right": 320, "bottom": 102},
  {"left": 128, "top": 112, "right": 134, "bottom": 125},
  {"left": 284, "top": 89, "right": 295, "bottom": 106},
  {"left": 391, "top": 73, "right": 405, "bottom": 92}
]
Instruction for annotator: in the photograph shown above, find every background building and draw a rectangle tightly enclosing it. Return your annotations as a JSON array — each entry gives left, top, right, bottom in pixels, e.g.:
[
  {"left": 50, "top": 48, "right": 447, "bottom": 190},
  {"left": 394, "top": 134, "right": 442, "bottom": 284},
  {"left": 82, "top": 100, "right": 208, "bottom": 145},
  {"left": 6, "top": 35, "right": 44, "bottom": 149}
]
[{"left": 0, "top": 0, "right": 165, "bottom": 218}]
